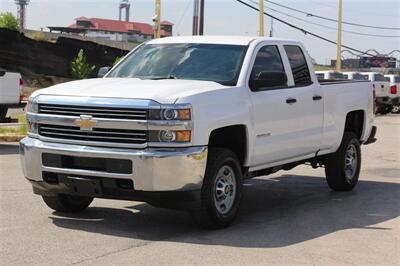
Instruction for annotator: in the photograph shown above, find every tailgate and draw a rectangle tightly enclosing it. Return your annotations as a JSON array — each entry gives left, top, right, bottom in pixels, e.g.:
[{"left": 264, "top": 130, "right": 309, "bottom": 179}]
[{"left": 374, "top": 82, "right": 389, "bottom": 97}]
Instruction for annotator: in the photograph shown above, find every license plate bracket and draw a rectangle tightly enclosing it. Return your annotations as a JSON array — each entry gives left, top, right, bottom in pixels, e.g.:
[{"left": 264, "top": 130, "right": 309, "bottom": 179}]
[{"left": 61, "top": 176, "right": 103, "bottom": 197}]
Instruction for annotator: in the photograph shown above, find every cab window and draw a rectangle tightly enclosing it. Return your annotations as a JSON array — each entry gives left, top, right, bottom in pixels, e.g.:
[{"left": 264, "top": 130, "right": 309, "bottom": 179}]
[
  {"left": 249, "top": 45, "right": 287, "bottom": 91},
  {"left": 284, "top": 45, "right": 312, "bottom": 86}
]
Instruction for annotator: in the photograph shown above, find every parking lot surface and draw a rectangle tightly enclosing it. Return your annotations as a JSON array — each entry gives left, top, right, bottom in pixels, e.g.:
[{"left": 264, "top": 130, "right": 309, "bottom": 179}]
[{"left": 0, "top": 115, "right": 399, "bottom": 265}]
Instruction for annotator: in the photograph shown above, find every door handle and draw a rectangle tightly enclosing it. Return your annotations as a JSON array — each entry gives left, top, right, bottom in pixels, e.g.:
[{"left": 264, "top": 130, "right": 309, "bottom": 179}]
[
  {"left": 286, "top": 98, "right": 297, "bottom": 104},
  {"left": 313, "top": 95, "right": 323, "bottom": 101}
]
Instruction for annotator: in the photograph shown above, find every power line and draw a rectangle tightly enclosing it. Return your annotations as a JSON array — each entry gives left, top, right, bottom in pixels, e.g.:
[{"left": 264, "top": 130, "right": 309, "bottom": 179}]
[
  {"left": 342, "top": 49, "right": 400, "bottom": 58},
  {"left": 175, "top": 0, "right": 192, "bottom": 33},
  {"left": 248, "top": 0, "right": 400, "bottom": 38},
  {"left": 234, "top": 0, "right": 376, "bottom": 56},
  {"left": 308, "top": 0, "right": 397, "bottom": 18},
  {"left": 265, "top": 0, "right": 400, "bottom": 30}
]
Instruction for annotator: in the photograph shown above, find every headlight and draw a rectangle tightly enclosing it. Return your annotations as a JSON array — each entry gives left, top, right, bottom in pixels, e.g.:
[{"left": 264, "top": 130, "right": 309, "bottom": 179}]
[
  {"left": 148, "top": 108, "right": 191, "bottom": 120},
  {"left": 149, "top": 130, "right": 191, "bottom": 143},
  {"left": 26, "top": 96, "right": 39, "bottom": 113}
]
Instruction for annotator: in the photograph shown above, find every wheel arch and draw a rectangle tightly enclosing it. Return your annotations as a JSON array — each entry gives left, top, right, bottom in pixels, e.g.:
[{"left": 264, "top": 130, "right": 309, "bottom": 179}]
[
  {"left": 208, "top": 124, "right": 249, "bottom": 167},
  {"left": 343, "top": 110, "right": 366, "bottom": 141}
]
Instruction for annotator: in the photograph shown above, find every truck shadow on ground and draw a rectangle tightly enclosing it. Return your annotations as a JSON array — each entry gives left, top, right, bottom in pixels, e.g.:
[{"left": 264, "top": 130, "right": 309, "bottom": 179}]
[
  {"left": 0, "top": 144, "right": 19, "bottom": 155},
  {"left": 50, "top": 174, "right": 399, "bottom": 248}
]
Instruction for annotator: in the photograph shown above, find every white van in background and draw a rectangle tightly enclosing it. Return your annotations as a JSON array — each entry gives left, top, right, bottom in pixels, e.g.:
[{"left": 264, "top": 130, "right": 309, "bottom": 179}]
[
  {"left": 0, "top": 68, "right": 24, "bottom": 121},
  {"left": 385, "top": 74, "right": 400, "bottom": 113}
]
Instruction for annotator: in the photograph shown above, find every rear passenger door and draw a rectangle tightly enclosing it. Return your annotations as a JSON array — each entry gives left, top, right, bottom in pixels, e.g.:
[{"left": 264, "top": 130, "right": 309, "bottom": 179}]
[{"left": 249, "top": 44, "right": 323, "bottom": 167}]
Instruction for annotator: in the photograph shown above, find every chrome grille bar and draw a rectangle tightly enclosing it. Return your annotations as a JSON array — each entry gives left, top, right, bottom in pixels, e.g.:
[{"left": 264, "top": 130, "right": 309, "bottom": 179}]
[
  {"left": 39, "top": 104, "right": 148, "bottom": 120},
  {"left": 38, "top": 124, "right": 147, "bottom": 144}
]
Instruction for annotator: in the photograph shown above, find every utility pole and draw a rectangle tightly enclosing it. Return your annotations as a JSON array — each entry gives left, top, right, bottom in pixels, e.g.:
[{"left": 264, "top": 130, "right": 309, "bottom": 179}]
[
  {"left": 154, "top": 0, "right": 161, "bottom": 39},
  {"left": 199, "top": 0, "right": 205, "bottom": 35},
  {"left": 192, "top": 0, "right": 199, "bottom": 35},
  {"left": 259, "top": 0, "right": 265, "bottom": 36},
  {"left": 269, "top": 17, "right": 274, "bottom": 37},
  {"left": 336, "top": 0, "right": 343, "bottom": 71}
]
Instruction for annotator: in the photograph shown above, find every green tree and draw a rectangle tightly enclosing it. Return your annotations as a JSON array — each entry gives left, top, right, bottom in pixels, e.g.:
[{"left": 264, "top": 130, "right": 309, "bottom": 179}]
[
  {"left": 0, "top": 12, "right": 19, "bottom": 31},
  {"left": 113, "top": 56, "right": 123, "bottom": 66},
  {"left": 70, "top": 49, "right": 96, "bottom": 79}
]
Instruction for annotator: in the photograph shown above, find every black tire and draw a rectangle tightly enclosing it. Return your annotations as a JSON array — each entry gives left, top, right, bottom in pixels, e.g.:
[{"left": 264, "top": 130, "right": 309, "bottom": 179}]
[
  {"left": 379, "top": 106, "right": 392, "bottom": 115},
  {"left": 0, "top": 107, "right": 7, "bottom": 121},
  {"left": 42, "top": 194, "right": 93, "bottom": 212},
  {"left": 191, "top": 148, "right": 243, "bottom": 229},
  {"left": 392, "top": 105, "right": 400, "bottom": 114},
  {"left": 325, "top": 132, "right": 361, "bottom": 191}
]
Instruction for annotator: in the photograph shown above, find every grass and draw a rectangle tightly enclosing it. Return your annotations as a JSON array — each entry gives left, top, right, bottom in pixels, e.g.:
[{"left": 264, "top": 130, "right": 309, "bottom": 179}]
[{"left": 0, "top": 114, "right": 27, "bottom": 135}]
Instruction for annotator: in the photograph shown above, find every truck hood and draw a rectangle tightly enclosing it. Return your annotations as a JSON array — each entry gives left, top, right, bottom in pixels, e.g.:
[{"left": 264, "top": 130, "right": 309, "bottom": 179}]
[{"left": 32, "top": 78, "right": 227, "bottom": 104}]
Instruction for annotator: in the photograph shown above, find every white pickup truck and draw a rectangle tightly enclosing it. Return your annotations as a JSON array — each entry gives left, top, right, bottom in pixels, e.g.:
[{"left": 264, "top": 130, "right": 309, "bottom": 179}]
[
  {"left": 384, "top": 74, "right": 400, "bottom": 113},
  {"left": 362, "top": 72, "right": 393, "bottom": 114},
  {"left": 0, "top": 68, "right": 24, "bottom": 121},
  {"left": 20, "top": 36, "right": 376, "bottom": 228}
]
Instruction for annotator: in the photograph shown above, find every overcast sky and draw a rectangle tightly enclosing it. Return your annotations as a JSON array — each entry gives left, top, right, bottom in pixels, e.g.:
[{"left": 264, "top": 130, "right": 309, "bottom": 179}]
[{"left": 1, "top": 0, "right": 399, "bottom": 64}]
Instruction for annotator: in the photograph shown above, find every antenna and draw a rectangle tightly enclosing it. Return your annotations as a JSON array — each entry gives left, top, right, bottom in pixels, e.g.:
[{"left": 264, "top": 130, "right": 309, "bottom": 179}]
[
  {"left": 15, "top": 0, "right": 30, "bottom": 30},
  {"left": 119, "top": 0, "right": 131, "bottom": 22}
]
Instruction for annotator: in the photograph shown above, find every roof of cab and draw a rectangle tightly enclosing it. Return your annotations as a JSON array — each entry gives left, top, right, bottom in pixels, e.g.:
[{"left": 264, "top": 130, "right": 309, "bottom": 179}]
[{"left": 147, "top": 35, "right": 300, "bottom": 46}]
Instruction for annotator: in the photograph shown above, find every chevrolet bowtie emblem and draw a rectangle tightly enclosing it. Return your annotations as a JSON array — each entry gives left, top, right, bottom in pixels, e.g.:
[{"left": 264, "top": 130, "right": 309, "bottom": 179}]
[{"left": 74, "top": 115, "right": 98, "bottom": 131}]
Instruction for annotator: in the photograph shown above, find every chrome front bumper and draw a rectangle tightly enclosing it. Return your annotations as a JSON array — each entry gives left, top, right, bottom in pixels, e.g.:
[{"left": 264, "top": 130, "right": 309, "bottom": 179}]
[{"left": 20, "top": 137, "right": 208, "bottom": 192}]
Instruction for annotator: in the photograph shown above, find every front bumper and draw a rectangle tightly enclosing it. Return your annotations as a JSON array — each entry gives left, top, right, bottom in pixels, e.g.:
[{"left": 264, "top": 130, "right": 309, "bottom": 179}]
[
  {"left": 376, "top": 97, "right": 392, "bottom": 106},
  {"left": 20, "top": 137, "right": 208, "bottom": 192}
]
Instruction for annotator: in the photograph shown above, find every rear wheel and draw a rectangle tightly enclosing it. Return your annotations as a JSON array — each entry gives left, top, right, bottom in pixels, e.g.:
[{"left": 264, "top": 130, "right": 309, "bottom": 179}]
[
  {"left": 42, "top": 194, "right": 93, "bottom": 212},
  {"left": 191, "top": 148, "right": 242, "bottom": 229},
  {"left": 0, "top": 107, "right": 7, "bottom": 121},
  {"left": 392, "top": 105, "right": 400, "bottom": 114},
  {"left": 325, "top": 132, "right": 361, "bottom": 191}
]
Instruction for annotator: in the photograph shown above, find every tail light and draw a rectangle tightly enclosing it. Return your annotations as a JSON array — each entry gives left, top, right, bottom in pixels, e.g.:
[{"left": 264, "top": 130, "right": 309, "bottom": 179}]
[
  {"left": 373, "top": 89, "right": 376, "bottom": 114},
  {"left": 19, "top": 78, "right": 24, "bottom": 103},
  {"left": 390, "top": 85, "right": 397, "bottom": 95}
]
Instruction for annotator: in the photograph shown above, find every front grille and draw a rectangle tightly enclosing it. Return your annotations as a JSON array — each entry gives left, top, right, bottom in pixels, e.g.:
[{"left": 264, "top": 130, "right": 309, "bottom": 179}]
[
  {"left": 38, "top": 124, "right": 147, "bottom": 144},
  {"left": 39, "top": 104, "right": 148, "bottom": 120},
  {"left": 42, "top": 153, "right": 132, "bottom": 174}
]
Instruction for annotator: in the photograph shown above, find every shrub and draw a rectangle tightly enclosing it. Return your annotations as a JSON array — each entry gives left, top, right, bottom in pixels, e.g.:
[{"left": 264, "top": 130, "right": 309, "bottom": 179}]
[
  {"left": 70, "top": 49, "right": 96, "bottom": 79},
  {"left": 0, "top": 12, "right": 19, "bottom": 31},
  {"left": 29, "top": 32, "right": 48, "bottom": 42},
  {"left": 113, "top": 56, "right": 123, "bottom": 66}
]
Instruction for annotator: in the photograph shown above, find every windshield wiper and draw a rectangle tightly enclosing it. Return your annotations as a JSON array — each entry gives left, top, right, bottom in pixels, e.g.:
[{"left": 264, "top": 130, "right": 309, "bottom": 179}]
[{"left": 146, "top": 75, "right": 177, "bottom": 80}]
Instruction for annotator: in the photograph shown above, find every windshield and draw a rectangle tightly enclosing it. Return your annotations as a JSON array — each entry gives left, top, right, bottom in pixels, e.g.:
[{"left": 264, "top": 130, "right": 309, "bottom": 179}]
[
  {"left": 107, "top": 43, "right": 247, "bottom": 86},
  {"left": 395, "top": 77, "right": 400, "bottom": 83}
]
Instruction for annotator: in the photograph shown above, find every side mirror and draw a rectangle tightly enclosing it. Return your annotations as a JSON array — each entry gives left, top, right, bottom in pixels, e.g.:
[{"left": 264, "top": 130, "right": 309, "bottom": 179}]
[
  {"left": 250, "top": 71, "right": 288, "bottom": 91},
  {"left": 98, "top": 66, "right": 111, "bottom": 78}
]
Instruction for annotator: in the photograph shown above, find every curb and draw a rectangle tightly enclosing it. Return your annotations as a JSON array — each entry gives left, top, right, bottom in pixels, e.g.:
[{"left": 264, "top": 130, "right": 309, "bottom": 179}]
[{"left": 0, "top": 134, "right": 25, "bottom": 142}]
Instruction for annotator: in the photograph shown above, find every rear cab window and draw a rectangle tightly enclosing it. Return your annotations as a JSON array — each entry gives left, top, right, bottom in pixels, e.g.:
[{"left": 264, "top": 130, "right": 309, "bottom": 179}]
[
  {"left": 284, "top": 45, "right": 312, "bottom": 86},
  {"left": 374, "top": 74, "right": 386, "bottom": 81}
]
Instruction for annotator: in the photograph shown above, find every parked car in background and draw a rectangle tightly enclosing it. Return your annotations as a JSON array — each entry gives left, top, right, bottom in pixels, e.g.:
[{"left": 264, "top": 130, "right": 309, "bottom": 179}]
[
  {"left": 21, "top": 36, "right": 376, "bottom": 228},
  {"left": 315, "top": 71, "right": 345, "bottom": 80},
  {"left": 0, "top": 68, "right": 24, "bottom": 121},
  {"left": 343, "top": 72, "right": 369, "bottom": 81},
  {"left": 362, "top": 72, "right": 393, "bottom": 115},
  {"left": 384, "top": 74, "right": 400, "bottom": 113}
]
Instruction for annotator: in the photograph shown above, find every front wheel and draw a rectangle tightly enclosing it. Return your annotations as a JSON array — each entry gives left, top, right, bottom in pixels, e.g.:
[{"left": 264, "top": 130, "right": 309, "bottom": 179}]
[
  {"left": 42, "top": 194, "right": 93, "bottom": 212},
  {"left": 191, "top": 148, "right": 242, "bottom": 229},
  {"left": 325, "top": 132, "right": 361, "bottom": 191}
]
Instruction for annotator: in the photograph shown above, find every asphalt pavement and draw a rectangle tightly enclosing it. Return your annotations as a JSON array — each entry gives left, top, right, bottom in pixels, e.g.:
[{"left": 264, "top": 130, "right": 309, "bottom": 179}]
[{"left": 0, "top": 115, "right": 399, "bottom": 265}]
